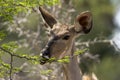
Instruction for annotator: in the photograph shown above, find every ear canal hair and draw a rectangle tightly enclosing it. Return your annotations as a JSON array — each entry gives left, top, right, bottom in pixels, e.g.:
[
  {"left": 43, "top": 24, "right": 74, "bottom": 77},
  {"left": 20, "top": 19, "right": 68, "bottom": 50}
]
[
  {"left": 74, "top": 11, "right": 92, "bottom": 34},
  {"left": 39, "top": 7, "right": 57, "bottom": 28}
]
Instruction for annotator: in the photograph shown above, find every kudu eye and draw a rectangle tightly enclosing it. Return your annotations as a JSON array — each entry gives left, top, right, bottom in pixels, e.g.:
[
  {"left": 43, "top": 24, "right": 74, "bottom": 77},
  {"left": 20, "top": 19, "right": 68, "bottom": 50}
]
[{"left": 62, "top": 35, "right": 70, "bottom": 40}]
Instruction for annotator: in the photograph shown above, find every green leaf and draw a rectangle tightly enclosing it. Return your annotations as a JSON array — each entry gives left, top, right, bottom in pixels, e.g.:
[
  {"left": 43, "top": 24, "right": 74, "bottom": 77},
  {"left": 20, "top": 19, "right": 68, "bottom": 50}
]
[
  {"left": 57, "top": 56, "right": 70, "bottom": 63},
  {"left": 0, "top": 31, "right": 7, "bottom": 41},
  {"left": 40, "top": 69, "right": 52, "bottom": 75},
  {"left": 0, "top": 0, "right": 60, "bottom": 21},
  {"left": 75, "top": 48, "right": 88, "bottom": 55}
]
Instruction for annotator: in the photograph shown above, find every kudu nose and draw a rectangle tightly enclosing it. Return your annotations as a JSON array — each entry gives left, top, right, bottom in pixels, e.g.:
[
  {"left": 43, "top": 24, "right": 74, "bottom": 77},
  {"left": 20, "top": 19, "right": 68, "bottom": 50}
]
[
  {"left": 40, "top": 48, "right": 50, "bottom": 64},
  {"left": 40, "top": 42, "right": 52, "bottom": 64},
  {"left": 42, "top": 48, "right": 51, "bottom": 59},
  {"left": 40, "top": 36, "right": 58, "bottom": 64}
]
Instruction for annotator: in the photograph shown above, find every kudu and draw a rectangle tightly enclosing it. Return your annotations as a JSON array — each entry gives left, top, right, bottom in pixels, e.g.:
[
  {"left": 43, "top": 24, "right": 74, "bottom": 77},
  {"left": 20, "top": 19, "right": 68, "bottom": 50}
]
[{"left": 39, "top": 7, "right": 92, "bottom": 80}]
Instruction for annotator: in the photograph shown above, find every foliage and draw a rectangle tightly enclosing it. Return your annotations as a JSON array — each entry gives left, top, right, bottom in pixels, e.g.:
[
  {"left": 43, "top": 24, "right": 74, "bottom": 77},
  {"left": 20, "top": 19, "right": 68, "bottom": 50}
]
[
  {"left": 47, "top": 49, "right": 88, "bottom": 63},
  {"left": 0, "top": 0, "right": 59, "bottom": 21},
  {"left": 0, "top": 31, "right": 7, "bottom": 41},
  {"left": 40, "top": 69, "right": 52, "bottom": 75},
  {"left": 0, "top": 39, "right": 40, "bottom": 78},
  {"left": 0, "top": 0, "right": 60, "bottom": 79}
]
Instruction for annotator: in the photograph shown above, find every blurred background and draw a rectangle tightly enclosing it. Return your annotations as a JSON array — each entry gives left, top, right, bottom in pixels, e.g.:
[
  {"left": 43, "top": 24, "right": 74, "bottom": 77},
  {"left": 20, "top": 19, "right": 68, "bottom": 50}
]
[{"left": 0, "top": 0, "right": 120, "bottom": 80}]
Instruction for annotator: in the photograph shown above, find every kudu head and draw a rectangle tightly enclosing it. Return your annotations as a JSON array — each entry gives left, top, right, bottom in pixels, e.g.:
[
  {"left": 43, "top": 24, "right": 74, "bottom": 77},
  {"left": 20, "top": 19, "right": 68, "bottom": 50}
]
[{"left": 39, "top": 7, "right": 92, "bottom": 64}]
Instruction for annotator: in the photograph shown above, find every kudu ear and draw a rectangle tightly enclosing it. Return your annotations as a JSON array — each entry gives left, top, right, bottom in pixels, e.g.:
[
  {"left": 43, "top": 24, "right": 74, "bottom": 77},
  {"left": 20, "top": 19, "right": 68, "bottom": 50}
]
[
  {"left": 74, "top": 11, "right": 92, "bottom": 34},
  {"left": 39, "top": 7, "right": 57, "bottom": 28}
]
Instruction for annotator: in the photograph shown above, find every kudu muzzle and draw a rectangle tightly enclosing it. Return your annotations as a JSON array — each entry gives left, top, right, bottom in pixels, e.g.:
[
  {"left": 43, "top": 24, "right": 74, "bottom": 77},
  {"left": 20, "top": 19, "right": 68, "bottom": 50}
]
[{"left": 40, "top": 35, "right": 59, "bottom": 64}]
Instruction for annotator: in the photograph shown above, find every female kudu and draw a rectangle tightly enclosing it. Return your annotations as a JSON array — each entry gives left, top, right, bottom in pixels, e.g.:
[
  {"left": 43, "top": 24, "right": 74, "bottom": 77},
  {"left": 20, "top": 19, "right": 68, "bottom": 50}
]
[{"left": 39, "top": 7, "right": 92, "bottom": 80}]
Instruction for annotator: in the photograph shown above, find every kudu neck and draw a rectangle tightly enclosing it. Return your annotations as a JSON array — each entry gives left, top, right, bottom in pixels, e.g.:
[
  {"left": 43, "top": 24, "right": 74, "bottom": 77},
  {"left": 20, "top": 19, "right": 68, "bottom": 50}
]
[{"left": 62, "top": 43, "right": 82, "bottom": 80}]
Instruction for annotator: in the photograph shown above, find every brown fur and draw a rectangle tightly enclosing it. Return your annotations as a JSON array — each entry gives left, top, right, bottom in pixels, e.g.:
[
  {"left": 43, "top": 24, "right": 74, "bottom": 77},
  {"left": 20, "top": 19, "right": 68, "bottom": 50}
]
[{"left": 39, "top": 7, "right": 92, "bottom": 80}]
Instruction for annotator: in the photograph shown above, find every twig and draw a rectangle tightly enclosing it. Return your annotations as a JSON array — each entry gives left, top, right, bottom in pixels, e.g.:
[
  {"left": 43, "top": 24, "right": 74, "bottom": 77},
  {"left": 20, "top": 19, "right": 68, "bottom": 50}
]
[
  {"left": 0, "top": 46, "right": 39, "bottom": 80},
  {"left": 0, "top": 47, "right": 13, "bottom": 56},
  {"left": 76, "top": 39, "right": 113, "bottom": 47},
  {"left": 10, "top": 55, "right": 13, "bottom": 80},
  {"left": 0, "top": 47, "right": 38, "bottom": 61}
]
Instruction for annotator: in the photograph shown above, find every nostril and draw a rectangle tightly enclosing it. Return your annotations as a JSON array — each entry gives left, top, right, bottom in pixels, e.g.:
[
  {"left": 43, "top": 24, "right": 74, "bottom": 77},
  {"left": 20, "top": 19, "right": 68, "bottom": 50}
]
[{"left": 42, "top": 50, "right": 50, "bottom": 58}]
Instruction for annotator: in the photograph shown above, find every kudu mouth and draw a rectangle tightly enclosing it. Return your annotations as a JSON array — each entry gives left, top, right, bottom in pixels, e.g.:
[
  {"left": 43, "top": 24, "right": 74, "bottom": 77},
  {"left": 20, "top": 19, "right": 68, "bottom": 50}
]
[{"left": 40, "top": 36, "right": 59, "bottom": 64}]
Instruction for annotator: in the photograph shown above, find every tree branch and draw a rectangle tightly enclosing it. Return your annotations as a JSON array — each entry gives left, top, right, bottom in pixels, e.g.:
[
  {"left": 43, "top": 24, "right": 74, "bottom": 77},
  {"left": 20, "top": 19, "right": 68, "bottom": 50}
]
[
  {"left": 76, "top": 39, "right": 113, "bottom": 47},
  {"left": 10, "top": 55, "right": 13, "bottom": 80},
  {"left": 0, "top": 46, "right": 38, "bottom": 61}
]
